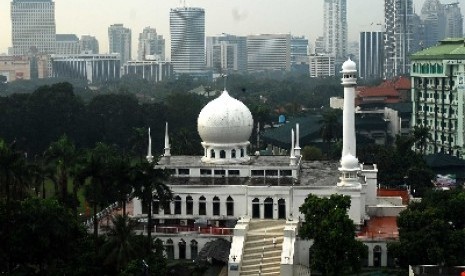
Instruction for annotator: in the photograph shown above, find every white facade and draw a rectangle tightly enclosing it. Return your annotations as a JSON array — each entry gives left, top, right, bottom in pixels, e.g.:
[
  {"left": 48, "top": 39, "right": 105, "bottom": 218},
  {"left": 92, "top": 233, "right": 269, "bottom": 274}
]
[
  {"left": 247, "top": 34, "right": 291, "bottom": 72},
  {"left": 122, "top": 60, "right": 172, "bottom": 82},
  {"left": 323, "top": 0, "right": 347, "bottom": 60},
  {"left": 10, "top": 0, "right": 56, "bottom": 55},
  {"left": 309, "top": 54, "right": 335, "bottom": 77}
]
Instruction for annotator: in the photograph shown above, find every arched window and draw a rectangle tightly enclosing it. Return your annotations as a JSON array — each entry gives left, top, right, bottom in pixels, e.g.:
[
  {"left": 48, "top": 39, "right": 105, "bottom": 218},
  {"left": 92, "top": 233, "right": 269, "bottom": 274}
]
[
  {"left": 220, "top": 150, "right": 226, "bottom": 159},
  {"left": 174, "top": 196, "right": 181, "bottom": 215},
  {"left": 252, "top": 198, "right": 260, "bottom": 219},
  {"left": 210, "top": 149, "right": 215, "bottom": 158},
  {"left": 178, "top": 239, "right": 186, "bottom": 259},
  {"left": 186, "top": 196, "right": 193, "bottom": 215},
  {"left": 278, "top": 198, "right": 286, "bottom": 219},
  {"left": 226, "top": 196, "right": 234, "bottom": 216},
  {"left": 152, "top": 199, "right": 159, "bottom": 215},
  {"left": 213, "top": 196, "right": 220, "bottom": 216},
  {"left": 240, "top": 149, "right": 245, "bottom": 157},
  {"left": 190, "top": 240, "right": 198, "bottom": 260},
  {"left": 199, "top": 196, "right": 206, "bottom": 215},
  {"left": 165, "top": 239, "right": 174, "bottom": 259},
  {"left": 373, "top": 245, "right": 382, "bottom": 267},
  {"left": 163, "top": 200, "right": 171, "bottom": 215},
  {"left": 231, "top": 149, "right": 236, "bottom": 158}
]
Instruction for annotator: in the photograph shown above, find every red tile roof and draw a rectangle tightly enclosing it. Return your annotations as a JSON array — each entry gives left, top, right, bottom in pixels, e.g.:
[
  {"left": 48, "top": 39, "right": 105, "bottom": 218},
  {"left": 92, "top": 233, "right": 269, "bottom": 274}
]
[{"left": 377, "top": 189, "right": 410, "bottom": 205}]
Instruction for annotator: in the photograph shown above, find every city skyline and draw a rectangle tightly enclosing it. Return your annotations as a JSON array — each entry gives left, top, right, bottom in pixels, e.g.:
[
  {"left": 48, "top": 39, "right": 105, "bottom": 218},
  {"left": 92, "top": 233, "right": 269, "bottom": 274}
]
[{"left": 0, "top": 0, "right": 463, "bottom": 58}]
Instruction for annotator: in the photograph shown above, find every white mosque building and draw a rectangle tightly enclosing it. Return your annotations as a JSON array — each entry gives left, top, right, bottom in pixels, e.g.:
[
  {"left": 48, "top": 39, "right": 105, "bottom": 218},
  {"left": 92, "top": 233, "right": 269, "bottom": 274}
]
[{"left": 132, "top": 59, "right": 405, "bottom": 275}]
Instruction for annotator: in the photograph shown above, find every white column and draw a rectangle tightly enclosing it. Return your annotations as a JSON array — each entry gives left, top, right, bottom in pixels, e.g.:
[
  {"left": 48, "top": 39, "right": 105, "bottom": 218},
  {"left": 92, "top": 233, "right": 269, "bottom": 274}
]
[{"left": 342, "top": 79, "right": 356, "bottom": 157}]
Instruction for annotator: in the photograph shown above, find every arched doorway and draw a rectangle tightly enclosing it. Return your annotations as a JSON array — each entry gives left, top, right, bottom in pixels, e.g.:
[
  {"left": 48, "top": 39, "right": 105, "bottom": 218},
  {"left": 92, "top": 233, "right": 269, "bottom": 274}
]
[
  {"left": 226, "top": 196, "right": 234, "bottom": 216},
  {"left": 190, "top": 240, "right": 198, "bottom": 260},
  {"left": 278, "top": 198, "right": 286, "bottom": 219},
  {"left": 373, "top": 245, "right": 382, "bottom": 267},
  {"left": 264, "top": 197, "right": 273, "bottom": 219},
  {"left": 178, "top": 239, "right": 186, "bottom": 259},
  {"left": 174, "top": 196, "right": 181, "bottom": 215},
  {"left": 252, "top": 198, "right": 260, "bottom": 218},
  {"left": 165, "top": 239, "right": 174, "bottom": 259},
  {"left": 212, "top": 196, "right": 220, "bottom": 216}
]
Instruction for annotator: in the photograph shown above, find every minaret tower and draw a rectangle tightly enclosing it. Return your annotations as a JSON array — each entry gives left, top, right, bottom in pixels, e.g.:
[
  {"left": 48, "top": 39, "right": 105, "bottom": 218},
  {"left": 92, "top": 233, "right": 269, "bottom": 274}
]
[{"left": 338, "top": 58, "right": 360, "bottom": 187}]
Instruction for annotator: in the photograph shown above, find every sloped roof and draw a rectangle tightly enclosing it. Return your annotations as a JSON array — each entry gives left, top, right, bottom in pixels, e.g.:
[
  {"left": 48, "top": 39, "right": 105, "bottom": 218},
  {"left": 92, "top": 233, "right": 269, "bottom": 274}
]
[{"left": 411, "top": 38, "right": 465, "bottom": 60}]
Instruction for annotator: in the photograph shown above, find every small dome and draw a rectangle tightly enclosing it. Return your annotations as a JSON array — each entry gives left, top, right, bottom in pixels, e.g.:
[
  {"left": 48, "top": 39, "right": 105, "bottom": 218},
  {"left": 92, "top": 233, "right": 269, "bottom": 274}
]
[
  {"left": 198, "top": 91, "right": 253, "bottom": 144},
  {"left": 340, "top": 154, "right": 359, "bottom": 170},
  {"left": 341, "top": 58, "right": 357, "bottom": 73}
]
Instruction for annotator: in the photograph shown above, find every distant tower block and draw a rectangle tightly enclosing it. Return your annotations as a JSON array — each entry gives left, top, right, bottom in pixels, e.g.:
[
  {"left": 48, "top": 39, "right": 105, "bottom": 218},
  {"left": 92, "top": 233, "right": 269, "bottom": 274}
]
[{"left": 338, "top": 58, "right": 360, "bottom": 187}]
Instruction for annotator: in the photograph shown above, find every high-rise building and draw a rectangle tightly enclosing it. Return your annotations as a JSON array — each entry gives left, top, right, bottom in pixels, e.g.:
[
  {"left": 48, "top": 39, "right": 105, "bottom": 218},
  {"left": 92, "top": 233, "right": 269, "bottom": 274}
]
[
  {"left": 206, "top": 34, "right": 247, "bottom": 74},
  {"left": 55, "top": 34, "right": 80, "bottom": 55},
  {"left": 420, "top": 0, "right": 445, "bottom": 49},
  {"left": 138, "top": 27, "right": 165, "bottom": 61},
  {"left": 314, "top": 36, "right": 325, "bottom": 55},
  {"left": 79, "top": 35, "right": 99, "bottom": 54},
  {"left": 309, "top": 54, "right": 335, "bottom": 77},
  {"left": 410, "top": 38, "right": 465, "bottom": 158},
  {"left": 247, "top": 34, "right": 291, "bottom": 72},
  {"left": 323, "top": 0, "right": 347, "bottom": 60},
  {"left": 10, "top": 0, "right": 56, "bottom": 55},
  {"left": 384, "top": 0, "right": 414, "bottom": 78},
  {"left": 443, "top": 3, "right": 463, "bottom": 39},
  {"left": 108, "top": 24, "right": 132, "bottom": 64},
  {"left": 290, "top": 36, "right": 309, "bottom": 74},
  {"left": 170, "top": 7, "right": 206, "bottom": 75},
  {"left": 359, "top": 31, "right": 384, "bottom": 80}
]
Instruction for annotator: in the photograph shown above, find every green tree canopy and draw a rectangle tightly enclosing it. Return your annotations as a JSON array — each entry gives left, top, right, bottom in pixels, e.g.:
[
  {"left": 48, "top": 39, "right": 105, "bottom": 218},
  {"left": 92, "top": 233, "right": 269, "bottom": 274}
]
[{"left": 299, "top": 194, "right": 367, "bottom": 275}]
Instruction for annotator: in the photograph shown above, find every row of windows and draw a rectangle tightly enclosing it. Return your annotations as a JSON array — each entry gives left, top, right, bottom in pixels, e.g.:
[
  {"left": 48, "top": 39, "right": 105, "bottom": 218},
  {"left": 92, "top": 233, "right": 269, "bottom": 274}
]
[
  {"left": 412, "top": 63, "right": 444, "bottom": 74},
  {"left": 174, "top": 168, "right": 293, "bottom": 177},
  {"left": 153, "top": 195, "right": 234, "bottom": 217}
]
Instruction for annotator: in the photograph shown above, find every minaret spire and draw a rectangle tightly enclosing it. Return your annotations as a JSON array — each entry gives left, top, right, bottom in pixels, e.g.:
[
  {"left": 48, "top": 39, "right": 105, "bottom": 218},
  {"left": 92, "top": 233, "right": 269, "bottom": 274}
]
[
  {"left": 294, "top": 123, "right": 301, "bottom": 157},
  {"left": 164, "top": 122, "right": 171, "bottom": 157},
  {"left": 290, "top": 129, "right": 297, "bottom": 166},
  {"left": 146, "top": 127, "right": 154, "bottom": 163}
]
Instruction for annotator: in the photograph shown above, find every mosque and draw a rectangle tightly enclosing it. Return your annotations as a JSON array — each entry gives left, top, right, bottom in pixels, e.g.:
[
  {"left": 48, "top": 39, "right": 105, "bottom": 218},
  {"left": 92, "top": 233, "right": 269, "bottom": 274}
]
[{"left": 131, "top": 59, "right": 406, "bottom": 275}]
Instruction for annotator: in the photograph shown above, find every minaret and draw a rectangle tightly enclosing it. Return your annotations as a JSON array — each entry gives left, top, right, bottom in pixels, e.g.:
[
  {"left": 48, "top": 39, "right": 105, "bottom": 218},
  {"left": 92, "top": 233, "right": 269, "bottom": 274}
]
[
  {"left": 294, "top": 123, "right": 301, "bottom": 158},
  {"left": 164, "top": 122, "right": 171, "bottom": 157},
  {"left": 146, "top": 127, "right": 154, "bottom": 163},
  {"left": 338, "top": 58, "right": 360, "bottom": 187}
]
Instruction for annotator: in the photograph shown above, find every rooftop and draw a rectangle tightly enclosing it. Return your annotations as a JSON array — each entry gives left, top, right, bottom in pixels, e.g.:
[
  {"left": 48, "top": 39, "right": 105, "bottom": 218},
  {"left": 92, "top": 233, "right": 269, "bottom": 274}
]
[{"left": 411, "top": 38, "right": 465, "bottom": 60}]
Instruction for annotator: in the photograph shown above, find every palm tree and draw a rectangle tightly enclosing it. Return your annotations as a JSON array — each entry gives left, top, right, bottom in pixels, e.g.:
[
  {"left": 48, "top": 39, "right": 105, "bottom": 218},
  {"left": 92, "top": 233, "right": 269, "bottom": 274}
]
[
  {"left": 109, "top": 154, "right": 133, "bottom": 215},
  {"left": 0, "top": 139, "right": 30, "bottom": 203},
  {"left": 102, "top": 215, "right": 141, "bottom": 272},
  {"left": 413, "top": 125, "right": 431, "bottom": 155},
  {"left": 132, "top": 160, "right": 172, "bottom": 250},
  {"left": 319, "top": 109, "right": 342, "bottom": 156},
  {"left": 45, "top": 135, "right": 77, "bottom": 208}
]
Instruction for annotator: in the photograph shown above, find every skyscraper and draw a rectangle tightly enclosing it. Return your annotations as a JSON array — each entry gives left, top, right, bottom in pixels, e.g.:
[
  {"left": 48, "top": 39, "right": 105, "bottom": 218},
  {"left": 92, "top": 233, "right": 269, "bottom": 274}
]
[
  {"left": 359, "top": 31, "right": 384, "bottom": 80},
  {"left": 206, "top": 34, "right": 247, "bottom": 74},
  {"left": 108, "top": 24, "right": 132, "bottom": 64},
  {"left": 384, "top": 0, "right": 414, "bottom": 78},
  {"left": 444, "top": 3, "right": 463, "bottom": 39},
  {"left": 420, "top": 0, "right": 445, "bottom": 48},
  {"left": 247, "top": 34, "right": 291, "bottom": 72},
  {"left": 10, "top": 0, "right": 56, "bottom": 55},
  {"left": 323, "top": 0, "right": 347, "bottom": 60},
  {"left": 170, "top": 7, "right": 206, "bottom": 75},
  {"left": 55, "top": 34, "right": 80, "bottom": 55},
  {"left": 138, "top": 27, "right": 165, "bottom": 61}
]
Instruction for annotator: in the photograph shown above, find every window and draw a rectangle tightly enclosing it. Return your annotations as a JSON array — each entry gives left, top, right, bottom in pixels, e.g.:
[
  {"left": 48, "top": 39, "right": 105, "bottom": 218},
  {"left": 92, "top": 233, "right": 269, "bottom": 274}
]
[
  {"left": 190, "top": 240, "right": 198, "bottom": 260},
  {"left": 163, "top": 201, "right": 171, "bottom": 215},
  {"left": 280, "top": 170, "right": 292, "bottom": 177},
  {"left": 174, "top": 196, "right": 181, "bottom": 215},
  {"left": 265, "top": 170, "right": 278, "bottom": 176},
  {"left": 200, "top": 169, "right": 212, "bottom": 175},
  {"left": 186, "top": 196, "right": 193, "bottom": 215},
  {"left": 211, "top": 149, "right": 215, "bottom": 158},
  {"left": 252, "top": 170, "right": 264, "bottom": 176},
  {"left": 199, "top": 196, "right": 206, "bottom": 215},
  {"left": 214, "top": 169, "right": 225, "bottom": 176},
  {"left": 231, "top": 149, "right": 236, "bottom": 158},
  {"left": 240, "top": 149, "right": 245, "bottom": 157},
  {"left": 178, "top": 169, "right": 189, "bottom": 175},
  {"left": 213, "top": 196, "right": 220, "bottom": 216},
  {"left": 220, "top": 150, "right": 226, "bottom": 158},
  {"left": 153, "top": 200, "right": 159, "bottom": 214},
  {"left": 226, "top": 196, "right": 234, "bottom": 216},
  {"left": 165, "top": 239, "right": 174, "bottom": 259},
  {"left": 228, "top": 170, "right": 240, "bottom": 176}
]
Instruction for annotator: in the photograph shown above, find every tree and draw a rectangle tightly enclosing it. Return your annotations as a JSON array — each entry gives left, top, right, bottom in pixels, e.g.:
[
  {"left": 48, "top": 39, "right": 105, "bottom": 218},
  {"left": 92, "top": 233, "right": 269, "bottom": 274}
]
[
  {"left": 302, "top": 145, "right": 323, "bottom": 161},
  {"left": 0, "top": 138, "right": 30, "bottom": 203},
  {"left": 390, "top": 188, "right": 465, "bottom": 267},
  {"left": 0, "top": 198, "right": 87, "bottom": 274},
  {"left": 132, "top": 160, "right": 172, "bottom": 250},
  {"left": 413, "top": 125, "right": 431, "bottom": 155},
  {"left": 299, "top": 194, "right": 367, "bottom": 275}
]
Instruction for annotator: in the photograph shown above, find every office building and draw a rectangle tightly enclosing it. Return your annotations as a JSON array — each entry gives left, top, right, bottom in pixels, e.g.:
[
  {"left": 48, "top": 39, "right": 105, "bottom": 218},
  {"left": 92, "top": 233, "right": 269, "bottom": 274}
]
[
  {"left": 206, "top": 34, "right": 247, "bottom": 74},
  {"left": 137, "top": 27, "right": 165, "bottom": 61},
  {"left": 359, "top": 31, "right": 384, "bottom": 80},
  {"left": 50, "top": 54, "right": 121, "bottom": 83},
  {"left": 79, "top": 35, "right": 99, "bottom": 54},
  {"left": 122, "top": 60, "right": 172, "bottom": 82},
  {"left": 0, "top": 55, "right": 49, "bottom": 80},
  {"left": 55, "top": 34, "right": 80, "bottom": 55},
  {"left": 247, "top": 34, "right": 291, "bottom": 72},
  {"left": 384, "top": 0, "right": 414, "bottom": 78},
  {"left": 108, "top": 24, "right": 132, "bottom": 64},
  {"left": 443, "top": 3, "right": 463, "bottom": 39},
  {"left": 420, "top": 0, "right": 445, "bottom": 49},
  {"left": 323, "top": 0, "right": 347, "bottom": 60},
  {"left": 170, "top": 7, "right": 206, "bottom": 75},
  {"left": 410, "top": 38, "right": 465, "bottom": 158},
  {"left": 10, "top": 0, "right": 56, "bottom": 55},
  {"left": 290, "top": 36, "right": 309, "bottom": 74},
  {"left": 309, "top": 54, "right": 335, "bottom": 77}
]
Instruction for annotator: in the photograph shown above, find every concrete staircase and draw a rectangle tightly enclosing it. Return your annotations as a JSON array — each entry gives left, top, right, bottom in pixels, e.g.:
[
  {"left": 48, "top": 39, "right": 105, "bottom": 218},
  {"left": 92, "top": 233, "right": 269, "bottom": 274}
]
[{"left": 240, "top": 220, "right": 286, "bottom": 276}]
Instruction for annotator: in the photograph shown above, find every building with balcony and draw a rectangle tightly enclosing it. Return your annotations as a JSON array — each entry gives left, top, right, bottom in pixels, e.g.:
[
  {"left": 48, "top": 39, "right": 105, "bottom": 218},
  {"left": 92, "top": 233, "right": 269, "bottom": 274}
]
[{"left": 410, "top": 38, "right": 465, "bottom": 158}]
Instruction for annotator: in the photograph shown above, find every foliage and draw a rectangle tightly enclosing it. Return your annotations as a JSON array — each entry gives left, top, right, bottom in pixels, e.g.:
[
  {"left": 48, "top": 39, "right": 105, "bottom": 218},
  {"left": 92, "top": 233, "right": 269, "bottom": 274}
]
[
  {"left": 299, "top": 194, "right": 367, "bottom": 275},
  {"left": 302, "top": 145, "right": 323, "bottom": 161},
  {"left": 319, "top": 108, "right": 342, "bottom": 157},
  {"left": 390, "top": 188, "right": 465, "bottom": 267},
  {"left": 0, "top": 198, "right": 87, "bottom": 274}
]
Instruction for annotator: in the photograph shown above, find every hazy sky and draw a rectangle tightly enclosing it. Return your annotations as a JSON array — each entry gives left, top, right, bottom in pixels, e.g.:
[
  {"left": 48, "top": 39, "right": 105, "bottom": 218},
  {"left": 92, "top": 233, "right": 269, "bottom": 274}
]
[{"left": 0, "top": 0, "right": 463, "bottom": 57}]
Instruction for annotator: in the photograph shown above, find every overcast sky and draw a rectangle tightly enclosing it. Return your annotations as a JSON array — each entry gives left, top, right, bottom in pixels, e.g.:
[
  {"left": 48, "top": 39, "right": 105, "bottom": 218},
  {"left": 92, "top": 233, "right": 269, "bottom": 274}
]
[{"left": 0, "top": 0, "right": 463, "bottom": 57}]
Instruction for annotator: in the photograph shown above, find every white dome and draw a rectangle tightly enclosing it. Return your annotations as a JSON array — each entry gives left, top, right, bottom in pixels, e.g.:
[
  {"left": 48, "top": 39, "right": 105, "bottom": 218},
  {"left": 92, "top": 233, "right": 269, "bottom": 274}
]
[
  {"left": 341, "top": 58, "right": 357, "bottom": 73},
  {"left": 198, "top": 91, "right": 253, "bottom": 144}
]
